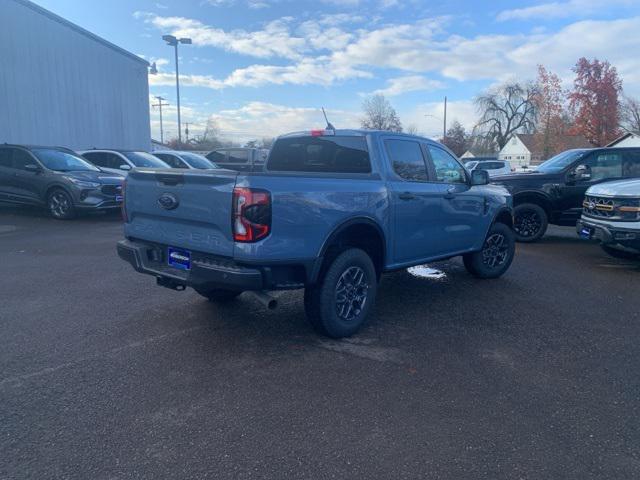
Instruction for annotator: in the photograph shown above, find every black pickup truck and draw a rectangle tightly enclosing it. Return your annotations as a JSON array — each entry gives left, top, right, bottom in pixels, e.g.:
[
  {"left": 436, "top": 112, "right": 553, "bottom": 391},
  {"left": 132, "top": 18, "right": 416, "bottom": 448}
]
[{"left": 492, "top": 147, "right": 640, "bottom": 242}]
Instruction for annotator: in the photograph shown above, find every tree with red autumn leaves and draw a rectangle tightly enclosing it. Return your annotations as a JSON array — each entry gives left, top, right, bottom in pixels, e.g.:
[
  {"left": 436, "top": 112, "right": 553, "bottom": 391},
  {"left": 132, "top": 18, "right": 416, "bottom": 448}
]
[
  {"left": 568, "top": 58, "right": 622, "bottom": 147},
  {"left": 533, "top": 65, "right": 570, "bottom": 159}
]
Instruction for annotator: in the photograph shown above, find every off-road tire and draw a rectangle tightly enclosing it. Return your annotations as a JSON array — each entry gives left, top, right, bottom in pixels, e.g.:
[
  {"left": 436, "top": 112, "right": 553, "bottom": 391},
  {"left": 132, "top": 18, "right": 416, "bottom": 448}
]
[
  {"left": 304, "top": 248, "right": 377, "bottom": 338},
  {"left": 463, "top": 222, "right": 516, "bottom": 279},
  {"left": 513, "top": 203, "right": 548, "bottom": 243}
]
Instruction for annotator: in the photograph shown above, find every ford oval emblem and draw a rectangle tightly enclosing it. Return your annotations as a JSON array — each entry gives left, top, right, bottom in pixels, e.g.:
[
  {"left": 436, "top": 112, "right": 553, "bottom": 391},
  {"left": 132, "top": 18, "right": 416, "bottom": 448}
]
[
  {"left": 587, "top": 201, "right": 596, "bottom": 210},
  {"left": 158, "top": 192, "right": 179, "bottom": 210}
]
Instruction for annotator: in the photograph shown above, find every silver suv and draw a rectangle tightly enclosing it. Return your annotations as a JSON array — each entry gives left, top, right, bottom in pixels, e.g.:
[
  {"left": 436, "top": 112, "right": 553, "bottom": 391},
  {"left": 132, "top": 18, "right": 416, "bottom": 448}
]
[{"left": 578, "top": 178, "right": 640, "bottom": 259}]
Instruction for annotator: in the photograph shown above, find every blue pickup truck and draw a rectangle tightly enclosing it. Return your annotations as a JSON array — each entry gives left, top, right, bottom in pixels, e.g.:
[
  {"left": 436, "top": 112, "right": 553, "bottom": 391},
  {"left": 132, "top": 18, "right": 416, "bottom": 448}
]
[{"left": 117, "top": 129, "right": 515, "bottom": 337}]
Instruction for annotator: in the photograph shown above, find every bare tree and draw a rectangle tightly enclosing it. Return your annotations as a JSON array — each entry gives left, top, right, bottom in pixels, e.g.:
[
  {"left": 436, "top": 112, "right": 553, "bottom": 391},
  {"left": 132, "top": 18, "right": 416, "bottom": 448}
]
[
  {"left": 474, "top": 82, "right": 538, "bottom": 149},
  {"left": 361, "top": 94, "right": 402, "bottom": 132},
  {"left": 191, "top": 118, "right": 223, "bottom": 150},
  {"left": 621, "top": 96, "right": 640, "bottom": 134}
]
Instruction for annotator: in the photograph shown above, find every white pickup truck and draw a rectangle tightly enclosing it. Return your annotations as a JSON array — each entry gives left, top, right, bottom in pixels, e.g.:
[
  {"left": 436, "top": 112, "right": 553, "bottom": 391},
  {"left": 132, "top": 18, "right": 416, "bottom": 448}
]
[{"left": 577, "top": 178, "right": 640, "bottom": 259}]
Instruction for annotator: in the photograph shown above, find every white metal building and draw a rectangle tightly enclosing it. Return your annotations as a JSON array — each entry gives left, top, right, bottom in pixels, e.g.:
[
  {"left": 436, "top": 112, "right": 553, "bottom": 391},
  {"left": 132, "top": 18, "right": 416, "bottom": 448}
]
[{"left": 0, "top": 0, "right": 151, "bottom": 150}]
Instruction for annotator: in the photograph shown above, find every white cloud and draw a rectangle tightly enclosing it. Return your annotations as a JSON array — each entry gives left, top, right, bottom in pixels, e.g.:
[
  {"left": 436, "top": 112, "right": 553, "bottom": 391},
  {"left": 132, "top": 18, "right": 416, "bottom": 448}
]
[
  {"left": 497, "top": 0, "right": 635, "bottom": 21},
  {"left": 138, "top": 11, "right": 640, "bottom": 95},
  {"left": 370, "top": 75, "right": 444, "bottom": 96},
  {"left": 211, "top": 102, "right": 361, "bottom": 142}
]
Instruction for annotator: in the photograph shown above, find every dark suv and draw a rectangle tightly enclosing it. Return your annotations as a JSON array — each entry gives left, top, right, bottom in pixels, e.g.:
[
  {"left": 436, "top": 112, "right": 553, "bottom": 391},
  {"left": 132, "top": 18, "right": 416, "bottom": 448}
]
[
  {"left": 0, "top": 145, "right": 124, "bottom": 219},
  {"left": 492, "top": 147, "right": 640, "bottom": 242}
]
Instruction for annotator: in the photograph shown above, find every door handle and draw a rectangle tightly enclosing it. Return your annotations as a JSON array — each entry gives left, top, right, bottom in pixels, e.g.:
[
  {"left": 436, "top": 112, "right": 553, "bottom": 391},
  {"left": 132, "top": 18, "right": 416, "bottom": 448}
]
[
  {"left": 443, "top": 186, "right": 456, "bottom": 200},
  {"left": 399, "top": 192, "right": 416, "bottom": 200}
]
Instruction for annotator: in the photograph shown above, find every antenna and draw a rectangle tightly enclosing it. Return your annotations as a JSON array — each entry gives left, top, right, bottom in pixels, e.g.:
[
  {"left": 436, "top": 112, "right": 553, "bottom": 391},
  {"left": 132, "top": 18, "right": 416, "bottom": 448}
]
[{"left": 322, "top": 107, "right": 335, "bottom": 131}]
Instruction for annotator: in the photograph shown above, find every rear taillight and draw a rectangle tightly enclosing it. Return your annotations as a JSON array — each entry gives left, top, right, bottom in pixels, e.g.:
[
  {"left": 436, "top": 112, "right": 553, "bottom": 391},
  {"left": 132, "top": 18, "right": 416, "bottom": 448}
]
[
  {"left": 232, "top": 187, "right": 271, "bottom": 242},
  {"left": 120, "top": 178, "right": 127, "bottom": 222}
]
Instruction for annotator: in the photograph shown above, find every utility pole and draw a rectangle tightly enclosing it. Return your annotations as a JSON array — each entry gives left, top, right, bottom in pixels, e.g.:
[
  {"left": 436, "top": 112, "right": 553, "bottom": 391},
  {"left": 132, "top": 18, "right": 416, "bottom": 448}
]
[
  {"left": 443, "top": 96, "right": 447, "bottom": 141},
  {"left": 151, "top": 96, "right": 169, "bottom": 144},
  {"left": 184, "top": 122, "right": 191, "bottom": 144}
]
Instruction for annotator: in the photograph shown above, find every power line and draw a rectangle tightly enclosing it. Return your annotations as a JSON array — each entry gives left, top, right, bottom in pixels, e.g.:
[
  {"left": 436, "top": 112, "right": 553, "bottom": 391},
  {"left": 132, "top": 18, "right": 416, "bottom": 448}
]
[{"left": 151, "top": 96, "right": 170, "bottom": 144}]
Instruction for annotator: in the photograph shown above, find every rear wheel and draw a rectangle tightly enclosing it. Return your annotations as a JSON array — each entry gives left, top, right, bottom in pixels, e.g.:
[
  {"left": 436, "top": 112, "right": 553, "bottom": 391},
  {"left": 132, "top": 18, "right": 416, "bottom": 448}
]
[
  {"left": 601, "top": 244, "right": 639, "bottom": 260},
  {"left": 194, "top": 288, "right": 242, "bottom": 302},
  {"left": 47, "top": 188, "right": 76, "bottom": 219},
  {"left": 304, "top": 248, "right": 377, "bottom": 338},
  {"left": 463, "top": 222, "right": 515, "bottom": 279},
  {"left": 513, "top": 203, "right": 548, "bottom": 243}
]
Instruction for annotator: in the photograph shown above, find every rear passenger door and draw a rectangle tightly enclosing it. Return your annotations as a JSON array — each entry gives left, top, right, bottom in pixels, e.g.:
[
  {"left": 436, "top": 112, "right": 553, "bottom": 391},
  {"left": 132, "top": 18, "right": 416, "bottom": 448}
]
[
  {"left": 386, "top": 138, "right": 449, "bottom": 263},
  {"left": 425, "top": 145, "right": 486, "bottom": 253}
]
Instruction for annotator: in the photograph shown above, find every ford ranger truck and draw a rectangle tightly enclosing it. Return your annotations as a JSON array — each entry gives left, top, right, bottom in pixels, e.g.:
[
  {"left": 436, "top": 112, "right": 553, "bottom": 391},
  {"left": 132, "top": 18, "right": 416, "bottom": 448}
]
[
  {"left": 577, "top": 178, "right": 640, "bottom": 259},
  {"left": 117, "top": 129, "right": 515, "bottom": 338}
]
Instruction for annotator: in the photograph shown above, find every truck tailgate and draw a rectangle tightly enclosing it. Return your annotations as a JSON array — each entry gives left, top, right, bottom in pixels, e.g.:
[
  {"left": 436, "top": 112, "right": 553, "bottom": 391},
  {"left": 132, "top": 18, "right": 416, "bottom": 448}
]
[{"left": 123, "top": 169, "right": 237, "bottom": 257}]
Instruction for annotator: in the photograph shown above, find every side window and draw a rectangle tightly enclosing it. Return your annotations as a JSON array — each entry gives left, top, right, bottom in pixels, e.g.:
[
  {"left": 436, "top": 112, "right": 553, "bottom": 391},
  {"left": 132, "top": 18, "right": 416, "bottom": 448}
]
[
  {"left": 385, "top": 139, "right": 428, "bottom": 181},
  {"left": 0, "top": 149, "right": 12, "bottom": 168},
  {"left": 227, "top": 150, "right": 249, "bottom": 164},
  {"left": 427, "top": 146, "right": 466, "bottom": 183},
  {"left": 82, "top": 152, "right": 106, "bottom": 168},
  {"left": 12, "top": 149, "right": 35, "bottom": 170},
  {"left": 583, "top": 152, "right": 622, "bottom": 181},
  {"left": 622, "top": 150, "right": 640, "bottom": 178},
  {"left": 155, "top": 154, "right": 181, "bottom": 168},
  {"left": 108, "top": 154, "right": 127, "bottom": 169},
  {"left": 207, "top": 151, "right": 227, "bottom": 163}
]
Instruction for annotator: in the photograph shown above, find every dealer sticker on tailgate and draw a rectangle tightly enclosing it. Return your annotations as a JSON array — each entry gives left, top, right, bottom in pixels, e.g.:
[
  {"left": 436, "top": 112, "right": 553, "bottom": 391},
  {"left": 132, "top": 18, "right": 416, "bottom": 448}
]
[{"left": 168, "top": 247, "right": 191, "bottom": 270}]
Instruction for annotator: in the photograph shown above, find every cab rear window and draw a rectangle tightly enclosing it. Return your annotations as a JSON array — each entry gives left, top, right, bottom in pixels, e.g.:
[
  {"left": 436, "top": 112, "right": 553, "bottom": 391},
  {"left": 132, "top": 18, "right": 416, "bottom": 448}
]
[{"left": 267, "top": 136, "right": 371, "bottom": 173}]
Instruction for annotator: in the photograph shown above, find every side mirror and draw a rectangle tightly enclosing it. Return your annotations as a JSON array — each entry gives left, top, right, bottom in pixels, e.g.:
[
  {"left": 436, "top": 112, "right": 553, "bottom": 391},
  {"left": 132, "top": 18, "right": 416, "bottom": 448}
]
[
  {"left": 119, "top": 164, "right": 132, "bottom": 171},
  {"left": 573, "top": 164, "right": 591, "bottom": 181},
  {"left": 470, "top": 169, "right": 490, "bottom": 186},
  {"left": 24, "top": 164, "right": 42, "bottom": 173}
]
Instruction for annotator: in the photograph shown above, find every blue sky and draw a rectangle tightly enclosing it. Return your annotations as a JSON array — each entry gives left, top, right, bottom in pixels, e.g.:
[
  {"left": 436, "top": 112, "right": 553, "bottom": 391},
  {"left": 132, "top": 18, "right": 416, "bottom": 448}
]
[{"left": 34, "top": 0, "right": 640, "bottom": 142}]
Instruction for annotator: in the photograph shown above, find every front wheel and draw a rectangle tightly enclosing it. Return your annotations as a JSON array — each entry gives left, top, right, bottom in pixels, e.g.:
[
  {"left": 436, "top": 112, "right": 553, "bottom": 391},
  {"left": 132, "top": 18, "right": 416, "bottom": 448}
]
[
  {"left": 47, "top": 189, "right": 76, "bottom": 219},
  {"left": 304, "top": 248, "right": 377, "bottom": 338},
  {"left": 194, "top": 288, "right": 242, "bottom": 302},
  {"left": 463, "top": 222, "right": 516, "bottom": 279},
  {"left": 513, "top": 203, "right": 548, "bottom": 243}
]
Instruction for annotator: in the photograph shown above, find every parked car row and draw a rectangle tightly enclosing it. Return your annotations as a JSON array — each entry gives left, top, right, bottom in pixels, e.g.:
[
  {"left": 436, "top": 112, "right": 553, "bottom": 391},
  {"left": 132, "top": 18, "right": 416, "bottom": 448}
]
[{"left": 0, "top": 144, "right": 226, "bottom": 218}]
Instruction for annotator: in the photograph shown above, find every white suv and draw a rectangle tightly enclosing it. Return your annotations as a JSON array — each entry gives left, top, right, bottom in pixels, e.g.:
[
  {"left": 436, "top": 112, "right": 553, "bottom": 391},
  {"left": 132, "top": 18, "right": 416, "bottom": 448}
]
[
  {"left": 577, "top": 178, "right": 640, "bottom": 259},
  {"left": 465, "top": 160, "right": 512, "bottom": 177},
  {"left": 80, "top": 149, "right": 169, "bottom": 176}
]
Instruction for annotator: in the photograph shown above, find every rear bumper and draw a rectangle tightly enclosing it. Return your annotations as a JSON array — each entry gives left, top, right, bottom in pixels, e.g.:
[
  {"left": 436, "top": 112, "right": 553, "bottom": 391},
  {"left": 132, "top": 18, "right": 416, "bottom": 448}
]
[
  {"left": 117, "top": 239, "right": 265, "bottom": 291},
  {"left": 577, "top": 217, "right": 640, "bottom": 251}
]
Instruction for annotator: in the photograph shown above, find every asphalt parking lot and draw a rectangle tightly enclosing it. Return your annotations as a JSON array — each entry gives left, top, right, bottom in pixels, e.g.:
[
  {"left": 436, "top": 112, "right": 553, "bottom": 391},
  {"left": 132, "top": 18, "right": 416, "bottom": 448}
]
[{"left": 1, "top": 205, "right": 639, "bottom": 479}]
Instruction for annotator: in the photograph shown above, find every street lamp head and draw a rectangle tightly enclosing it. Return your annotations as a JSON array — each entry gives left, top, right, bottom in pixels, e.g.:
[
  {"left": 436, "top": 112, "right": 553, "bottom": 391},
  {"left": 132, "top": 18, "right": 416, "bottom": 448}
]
[
  {"left": 149, "top": 62, "right": 158, "bottom": 75},
  {"left": 179, "top": 38, "right": 192, "bottom": 45},
  {"left": 162, "top": 34, "right": 177, "bottom": 45}
]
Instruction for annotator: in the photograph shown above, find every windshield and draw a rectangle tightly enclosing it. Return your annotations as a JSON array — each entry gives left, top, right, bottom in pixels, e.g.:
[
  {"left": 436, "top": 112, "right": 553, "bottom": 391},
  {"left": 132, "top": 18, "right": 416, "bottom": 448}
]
[
  {"left": 536, "top": 150, "right": 588, "bottom": 173},
  {"left": 123, "top": 151, "right": 169, "bottom": 168},
  {"left": 179, "top": 153, "right": 218, "bottom": 169},
  {"left": 32, "top": 149, "right": 99, "bottom": 172}
]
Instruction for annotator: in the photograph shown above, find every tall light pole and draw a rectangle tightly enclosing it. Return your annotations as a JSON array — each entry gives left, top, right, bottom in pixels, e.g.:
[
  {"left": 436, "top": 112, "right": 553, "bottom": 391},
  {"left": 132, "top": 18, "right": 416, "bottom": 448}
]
[
  {"left": 163, "top": 34, "right": 192, "bottom": 147},
  {"left": 152, "top": 96, "right": 169, "bottom": 144}
]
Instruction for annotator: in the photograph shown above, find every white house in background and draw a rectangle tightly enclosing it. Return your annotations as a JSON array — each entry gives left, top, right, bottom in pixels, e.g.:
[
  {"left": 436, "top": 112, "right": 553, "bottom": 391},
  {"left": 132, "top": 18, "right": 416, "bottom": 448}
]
[
  {"left": 0, "top": 0, "right": 151, "bottom": 150},
  {"left": 499, "top": 133, "right": 591, "bottom": 168},
  {"left": 607, "top": 132, "right": 640, "bottom": 147},
  {"left": 498, "top": 134, "right": 539, "bottom": 168}
]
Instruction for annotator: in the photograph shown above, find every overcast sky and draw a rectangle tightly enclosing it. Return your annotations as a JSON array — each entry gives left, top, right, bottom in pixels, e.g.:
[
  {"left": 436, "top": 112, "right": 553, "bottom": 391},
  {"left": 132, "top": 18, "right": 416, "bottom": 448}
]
[{"left": 35, "top": 0, "right": 640, "bottom": 143}]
